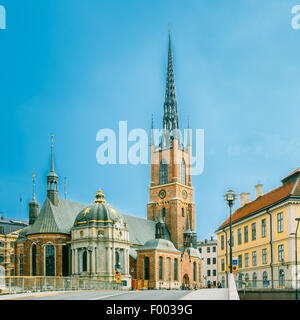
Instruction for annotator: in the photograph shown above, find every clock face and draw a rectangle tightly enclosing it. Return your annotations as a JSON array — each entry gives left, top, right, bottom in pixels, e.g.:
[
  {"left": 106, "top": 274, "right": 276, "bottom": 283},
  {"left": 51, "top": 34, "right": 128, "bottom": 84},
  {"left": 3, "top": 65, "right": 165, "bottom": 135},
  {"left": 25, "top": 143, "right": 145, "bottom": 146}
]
[
  {"left": 182, "top": 190, "right": 188, "bottom": 199},
  {"left": 159, "top": 189, "right": 166, "bottom": 199}
]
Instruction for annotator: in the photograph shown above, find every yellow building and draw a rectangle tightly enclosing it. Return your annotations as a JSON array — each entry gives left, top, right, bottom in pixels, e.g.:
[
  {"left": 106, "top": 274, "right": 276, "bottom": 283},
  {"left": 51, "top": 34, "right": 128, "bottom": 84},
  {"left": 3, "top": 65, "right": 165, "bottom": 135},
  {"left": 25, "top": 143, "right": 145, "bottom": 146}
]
[{"left": 215, "top": 168, "right": 300, "bottom": 289}]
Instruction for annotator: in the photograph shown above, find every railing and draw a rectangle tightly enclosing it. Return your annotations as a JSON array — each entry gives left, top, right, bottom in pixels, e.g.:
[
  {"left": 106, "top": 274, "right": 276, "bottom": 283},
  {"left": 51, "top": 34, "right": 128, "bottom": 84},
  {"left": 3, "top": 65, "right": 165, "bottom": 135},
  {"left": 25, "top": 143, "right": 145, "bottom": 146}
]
[
  {"left": 236, "top": 280, "right": 298, "bottom": 291},
  {"left": 0, "top": 276, "right": 122, "bottom": 294}
]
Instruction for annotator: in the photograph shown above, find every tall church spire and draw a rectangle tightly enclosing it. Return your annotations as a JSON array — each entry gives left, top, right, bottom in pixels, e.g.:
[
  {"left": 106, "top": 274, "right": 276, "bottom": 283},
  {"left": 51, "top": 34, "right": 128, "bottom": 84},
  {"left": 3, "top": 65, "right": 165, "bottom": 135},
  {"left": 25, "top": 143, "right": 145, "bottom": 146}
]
[{"left": 163, "top": 25, "right": 179, "bottom": 133}]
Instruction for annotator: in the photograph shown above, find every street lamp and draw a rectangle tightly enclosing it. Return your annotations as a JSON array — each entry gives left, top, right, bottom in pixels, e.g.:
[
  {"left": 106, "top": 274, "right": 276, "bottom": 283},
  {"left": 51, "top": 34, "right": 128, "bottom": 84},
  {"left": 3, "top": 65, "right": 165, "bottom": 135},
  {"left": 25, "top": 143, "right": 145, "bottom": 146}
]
[
  {"left": 291, "top": 217, "right": 300, "bottom": 300},
  {"left": 224, "top": 190, "right": 237, "bottom": 274}
]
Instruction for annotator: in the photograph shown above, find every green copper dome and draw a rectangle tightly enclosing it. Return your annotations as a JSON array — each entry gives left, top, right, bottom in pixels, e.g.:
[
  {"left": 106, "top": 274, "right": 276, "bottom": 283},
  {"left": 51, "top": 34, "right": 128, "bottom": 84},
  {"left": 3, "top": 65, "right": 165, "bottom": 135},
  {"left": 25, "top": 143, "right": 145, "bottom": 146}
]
[{"left": 73, "top": 189, "right": 123, "bottom": 227}]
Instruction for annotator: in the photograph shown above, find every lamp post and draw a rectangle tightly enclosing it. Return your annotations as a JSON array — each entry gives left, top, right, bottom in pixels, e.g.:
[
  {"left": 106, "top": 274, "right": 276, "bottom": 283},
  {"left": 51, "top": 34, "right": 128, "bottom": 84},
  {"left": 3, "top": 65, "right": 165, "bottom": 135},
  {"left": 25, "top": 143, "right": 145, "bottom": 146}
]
[
  {"left": 224, "top": 190, "right": 237, "bottom": 274},
  {"left": 291, "top": 217, "right": 300, "bottom": 300}
]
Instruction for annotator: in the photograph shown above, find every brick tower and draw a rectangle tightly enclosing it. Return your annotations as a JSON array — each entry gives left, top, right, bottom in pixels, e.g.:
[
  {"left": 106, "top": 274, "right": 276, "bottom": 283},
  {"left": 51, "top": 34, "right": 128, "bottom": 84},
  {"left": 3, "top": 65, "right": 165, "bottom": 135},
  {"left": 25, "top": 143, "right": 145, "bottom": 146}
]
[{"left": 147, "top": 29, "right": 196, "bottom": 249}]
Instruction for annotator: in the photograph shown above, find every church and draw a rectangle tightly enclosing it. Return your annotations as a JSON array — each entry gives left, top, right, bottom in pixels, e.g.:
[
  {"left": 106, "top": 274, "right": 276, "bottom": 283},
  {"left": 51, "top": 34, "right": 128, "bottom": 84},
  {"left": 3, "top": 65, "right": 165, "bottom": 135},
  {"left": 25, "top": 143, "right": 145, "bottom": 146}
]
[{"left": 14, "top": 31, "right": 202, "bottom": 290}]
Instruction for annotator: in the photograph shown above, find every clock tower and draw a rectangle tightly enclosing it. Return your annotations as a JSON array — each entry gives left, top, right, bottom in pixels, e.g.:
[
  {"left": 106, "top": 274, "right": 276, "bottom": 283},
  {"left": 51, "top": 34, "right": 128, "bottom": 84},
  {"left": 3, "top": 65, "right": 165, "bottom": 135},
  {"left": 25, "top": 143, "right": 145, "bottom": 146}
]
[{"left": 147, "top": 30, "right": 196, "bottom": 250}]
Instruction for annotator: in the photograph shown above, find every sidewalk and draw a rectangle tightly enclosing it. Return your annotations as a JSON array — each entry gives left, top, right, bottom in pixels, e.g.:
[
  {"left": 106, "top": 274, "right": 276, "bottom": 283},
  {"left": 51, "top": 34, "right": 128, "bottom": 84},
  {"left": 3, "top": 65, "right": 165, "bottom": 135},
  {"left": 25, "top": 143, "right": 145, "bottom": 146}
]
[
  {"left": 180, "top": 288, "right": 229, "bottom": 300},
  {"left": 0, "top": 290, "right": 81, "bottom": 300}
]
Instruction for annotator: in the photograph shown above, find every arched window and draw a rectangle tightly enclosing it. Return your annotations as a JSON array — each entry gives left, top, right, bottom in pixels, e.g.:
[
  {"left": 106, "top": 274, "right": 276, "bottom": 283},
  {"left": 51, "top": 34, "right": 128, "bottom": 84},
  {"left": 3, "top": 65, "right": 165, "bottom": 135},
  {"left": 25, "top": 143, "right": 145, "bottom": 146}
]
[
  {"left": 182, "top": 208, "right": 184, "bottom": 217},
  {"left": 253, "top": 273, "right": 257, "bottom": 288},
  {"left": 279, "top": 269, "right": 285, "bottom": 287},
  {"left": 31, "top": 245, "right": 37, "bottom": 276},
  {"left": 193, "top": 262, "right": 196, "bottom": 281},
  {"left": 82, "top": 250, "right": 87, "bottom": 272},
  {"left": 174, "top": 259, "right": 178, "bottom": 281},
  {"left": 144, "top": 257, "right": 150, "bottom": 280},
  {"left": 159, "top": 159, "right": 168, "bottom": 184},
  {"left": 180, "top": 159, "right": 186, "bottom": 185},
  {"left": 159, "top": 256, "right": 163, "bottom": 280},
  {"left": 45, "top": 244, "right": 55, "bottom": 276}
]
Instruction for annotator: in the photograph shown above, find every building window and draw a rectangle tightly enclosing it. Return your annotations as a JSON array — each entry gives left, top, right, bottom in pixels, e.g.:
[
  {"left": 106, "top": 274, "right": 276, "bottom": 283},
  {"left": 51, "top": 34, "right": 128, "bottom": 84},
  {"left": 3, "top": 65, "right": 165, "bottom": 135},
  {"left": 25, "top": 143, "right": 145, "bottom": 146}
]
[
  {"left": 238, "top": 274, "right": 243, "bottom": 289},
  {"left": 45, "top": 244, "right": 55, "bottom": 276},
  {"left": 263, "top": 271, "right": 268, "bottom": 287},
  {"left": 193, "top": 262, "right": 196, "bottom": 281},
  {"left": 19, "top": 253, "right": 23, "bottom": 276},
  {"left": 238, "top": 255, "right": 242, "bottom": 268},
  {"left": 207, "top": 247, "right": 210, "bottom": 253},
  {"left": 238, "top": 229, "right": 242, "bottom": 245},
  {"left": 159, "top": 257, "right": 163, "bottom": 280},
  {"left": 207, "top": 258, "right": 211, "bottom": 265},
  {"left": 213, "top": 269, "right": 216, "bottom": 277},
  {"left": 252, "top": 273, "right": 257, "bottom": 287},
  {"left": 252, "top": 251, "right": 257, "bottom": 266},
  {"left": 277, "top": 212, "right": 283, "bottom": 233},
  {"left": 0, "top": 241, "right": 4, "bottom": 247},
  {"left": 221, "top": 235, "right": 224, "bottom": 250},
  {"left": 213, "top": 258, "right": 216, "bottom": 264},
  {"left": 278, "top": 244, "right": 284, "bottom": 262},
  {"left": 221, "top": 259, "right": 225, "bottom": 271},
  {"left": 174, "top": 258, "right": 178, "bottom": 281},
  {"left": 279, "top": 269, "right": 285, "bottom": 287},
  {"left": 10, "top": 254, "right": 14, "bottom": 264},
  {"left": 31, "top": 244, "right": 37, "bottom": 276},
  {"left": 207, "top": 270, "right": 211, "bottom": 276},
  {"left": 213, "top": 246, "right": 216, "bottom": 253},
  {"left": 222, "top": 276, "right": 225, "bottom": 288},
  {"left": 82, "top": 250, "right": 87, "bottom": 272},
  {"left": 182, "top": 208, "right": 184, "bottom": 217},
  {"left": 245, "top": 273, "right": 249, "bottom": 284},
  {"left": 10, "top": 242, "right": 14, "bottom": 249},
  {"left": 180, "top": 159, "right": 186, "bottom": 185},
  {"left": 0, "top": 227, "right": 4, "bottom": 234},
  {"left": 144, "top": 257, "right": 150, "bottom": 281},
  {"left": 262, "top": 248, "right": 268, "bottom": 264},
  {"left": 0, "top": 254, "right": 4, "bottom": 263},
  {"left": 162, "top": 207, "right": 166, "bottom": 217},
  {"left": 159, "top": 159, "right": 168, "bottom": 184},
  {"left": 251, "top": 223, "right": 256, "bottom": 241},
  {"left": 244, "top": 226, "right": 248, "bottom": 243},
  {"left": 261, "top": 219, "right": 267, "bottom": 238},
  {"left": 245, "top": 253, "right": 249, "bottom": 268},
  {"left": 199, "top": 248, "right": 202, "bottom": 254}
]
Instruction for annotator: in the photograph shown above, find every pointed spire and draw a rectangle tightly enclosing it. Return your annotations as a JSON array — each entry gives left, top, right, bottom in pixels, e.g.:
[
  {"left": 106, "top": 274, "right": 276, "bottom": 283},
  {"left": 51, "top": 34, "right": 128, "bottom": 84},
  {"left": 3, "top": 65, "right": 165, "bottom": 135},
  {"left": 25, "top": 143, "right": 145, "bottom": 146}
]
[
  {"left": 185, "top": 214, "right": 192, "bottom": 233},
  {"left": 32, "top": 168, "right": 36, "bottom": 201},
  {"left": 50, "top": 134, "right": 54, "bottom": 172},
  {"left": 64, "top": 177, "right": 67, "bottom": 200},
  {"left": 187, "top": 118, "right": 191, "bottom": 146},
  {"left": 151, "top": 114, "right": 155, "bottom": 146},
  {"left": 163, "top": 25, "right": 179, "bottom": 132}
]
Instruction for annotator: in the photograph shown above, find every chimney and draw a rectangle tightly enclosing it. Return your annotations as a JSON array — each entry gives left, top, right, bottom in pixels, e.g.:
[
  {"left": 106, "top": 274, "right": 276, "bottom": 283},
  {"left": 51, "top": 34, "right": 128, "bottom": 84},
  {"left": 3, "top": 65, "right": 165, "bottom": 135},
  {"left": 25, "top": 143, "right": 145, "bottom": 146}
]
[
  {"left": 255, "top": 184, "right": 263, "bottom": 199},
  {"left": 240, "top": 192, "right": 250, "bottom": 207}
]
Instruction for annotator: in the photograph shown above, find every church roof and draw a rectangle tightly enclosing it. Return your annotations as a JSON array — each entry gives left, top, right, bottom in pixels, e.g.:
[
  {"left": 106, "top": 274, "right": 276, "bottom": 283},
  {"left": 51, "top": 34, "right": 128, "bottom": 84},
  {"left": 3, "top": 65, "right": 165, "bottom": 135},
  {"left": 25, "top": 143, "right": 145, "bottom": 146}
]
[
  {"left": 19, "top": 196, "right": 171, "bottom": 247},
  {"left": 137, "top": 238, "right": 180, "bottom": 253},
  {"left": 24, "top": 198, "right": 86, "bottom": 236}
]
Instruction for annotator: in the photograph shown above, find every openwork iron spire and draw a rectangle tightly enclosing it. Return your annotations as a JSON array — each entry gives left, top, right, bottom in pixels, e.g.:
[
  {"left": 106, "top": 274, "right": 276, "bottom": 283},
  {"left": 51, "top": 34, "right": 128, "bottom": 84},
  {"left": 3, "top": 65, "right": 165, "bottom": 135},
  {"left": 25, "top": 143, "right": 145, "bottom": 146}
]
[{"left": 163, "top": 25, "right": 179, "bottom": 132}]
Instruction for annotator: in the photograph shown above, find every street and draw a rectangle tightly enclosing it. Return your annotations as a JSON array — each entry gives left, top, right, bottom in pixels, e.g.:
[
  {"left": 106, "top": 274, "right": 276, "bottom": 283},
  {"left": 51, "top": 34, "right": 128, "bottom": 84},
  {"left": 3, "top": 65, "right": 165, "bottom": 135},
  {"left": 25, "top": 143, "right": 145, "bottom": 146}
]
[{"left": 0, "top": 288, "right": 229, "bottom": 300}]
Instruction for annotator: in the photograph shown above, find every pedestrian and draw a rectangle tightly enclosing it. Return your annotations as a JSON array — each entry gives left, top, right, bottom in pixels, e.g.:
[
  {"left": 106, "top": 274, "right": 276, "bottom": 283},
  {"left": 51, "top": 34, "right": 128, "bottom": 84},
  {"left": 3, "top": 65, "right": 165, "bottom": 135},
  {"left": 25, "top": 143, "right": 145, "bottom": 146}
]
[{"left": 217, "top": 281, "right": 222, "bottom": 288}]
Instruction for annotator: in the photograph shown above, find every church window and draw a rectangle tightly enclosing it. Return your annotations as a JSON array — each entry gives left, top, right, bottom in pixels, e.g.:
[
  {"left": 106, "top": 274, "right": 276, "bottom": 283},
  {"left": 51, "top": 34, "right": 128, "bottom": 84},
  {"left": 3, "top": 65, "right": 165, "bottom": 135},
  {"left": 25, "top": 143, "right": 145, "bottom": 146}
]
[
  {"left": 182, "top": 208, "right": 184, "bottom": 217},
  {"left": 159, "top": 256, "right": 163, "bottom": 280},
  {"left": 31, "top": 244, "right": 37, "bottom": 276},
  {"left": 19, "top": 253, "right": 23, "bottom": 276},
  {"left": 180, "top": 159, "right": 186, "bottom": 185},
  {"left": 45, "top": 244, "right": 55, "bottom": 276},
  {"left": 160, "top": 159, "right": 168, "bottom": 184},
  {"left": 193, "top": 262, "right": 196, "bottom": 281},
  {"left": 82, "top": 250, "right": 87, "bottom": 272},
  {"left": 174, "top": 258, "right": 178, "bottom": 281},
  {"left": 144, "top": 257, "right": 150, "bottom": 281},
  {"left": 162, "top": 207, "right": 166, "bottom": 217}
]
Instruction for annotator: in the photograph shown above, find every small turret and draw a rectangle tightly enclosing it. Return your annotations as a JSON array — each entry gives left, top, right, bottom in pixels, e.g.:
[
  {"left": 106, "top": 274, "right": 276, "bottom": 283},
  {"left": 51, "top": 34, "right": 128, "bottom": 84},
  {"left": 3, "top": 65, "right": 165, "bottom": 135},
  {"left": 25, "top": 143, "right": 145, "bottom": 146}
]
[
  {"left": 47, "top": 135, "right": 59, "bottom": 206},
  {"left": 155, "top": 211, "right": 167, "bottom": 239},
  {"left": 183, "top": 215, "right": 193, "bottom": 248},
  {"left": 29, "top": 169, "right": 39, "bottom": 225}
]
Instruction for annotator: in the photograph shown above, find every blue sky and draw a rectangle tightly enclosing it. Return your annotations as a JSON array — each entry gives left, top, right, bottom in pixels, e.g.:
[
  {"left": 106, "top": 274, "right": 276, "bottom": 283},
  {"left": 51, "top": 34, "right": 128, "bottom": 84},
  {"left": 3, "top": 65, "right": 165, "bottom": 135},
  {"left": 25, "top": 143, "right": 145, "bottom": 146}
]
[{"left": 0, "top": 0, "right": 300, "bottom": 240}]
